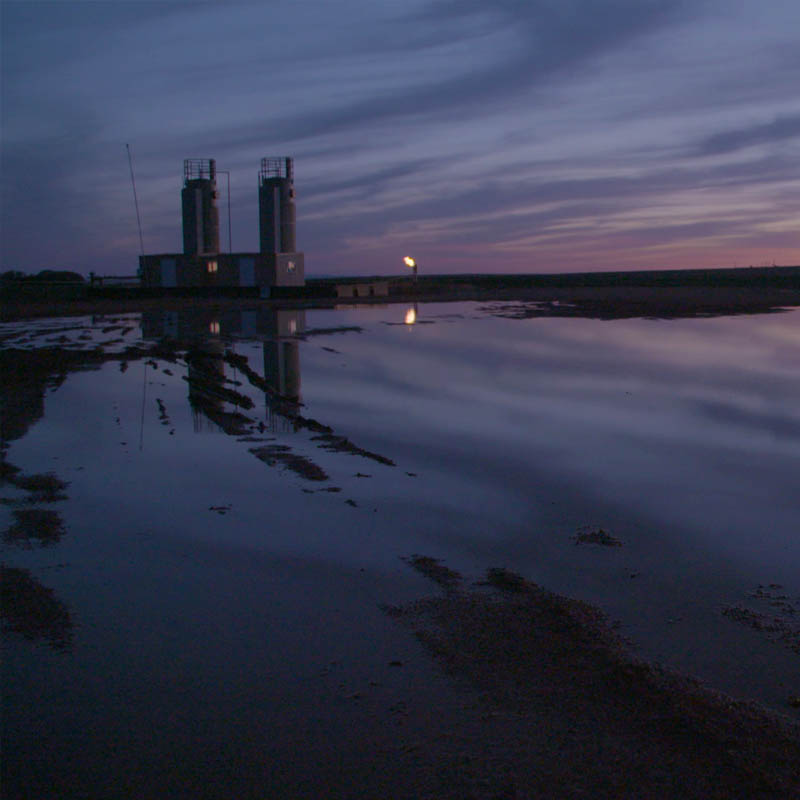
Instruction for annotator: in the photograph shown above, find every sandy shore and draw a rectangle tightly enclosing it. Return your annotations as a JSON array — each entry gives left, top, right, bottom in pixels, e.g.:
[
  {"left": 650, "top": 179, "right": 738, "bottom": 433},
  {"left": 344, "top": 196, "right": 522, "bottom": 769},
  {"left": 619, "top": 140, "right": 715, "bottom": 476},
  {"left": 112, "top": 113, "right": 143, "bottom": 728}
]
[{"left": 378, "top": 558, "right": 800, "bottom": 799}]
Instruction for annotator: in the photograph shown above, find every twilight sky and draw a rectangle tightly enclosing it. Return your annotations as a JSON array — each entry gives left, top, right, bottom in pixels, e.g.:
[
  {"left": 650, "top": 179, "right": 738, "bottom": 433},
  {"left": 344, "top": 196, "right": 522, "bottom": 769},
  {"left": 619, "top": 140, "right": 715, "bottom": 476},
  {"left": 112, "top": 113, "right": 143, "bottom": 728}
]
[{"left": 2, "top": 0, "right": 800, "bottom": 277}]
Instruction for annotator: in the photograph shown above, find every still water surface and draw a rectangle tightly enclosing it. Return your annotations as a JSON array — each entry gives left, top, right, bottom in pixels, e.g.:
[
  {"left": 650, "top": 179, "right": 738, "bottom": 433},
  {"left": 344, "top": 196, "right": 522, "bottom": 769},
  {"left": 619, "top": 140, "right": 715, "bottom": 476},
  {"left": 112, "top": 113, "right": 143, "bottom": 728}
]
[{"left": 2, "top": 301, "right": 799, "bottom": 795}]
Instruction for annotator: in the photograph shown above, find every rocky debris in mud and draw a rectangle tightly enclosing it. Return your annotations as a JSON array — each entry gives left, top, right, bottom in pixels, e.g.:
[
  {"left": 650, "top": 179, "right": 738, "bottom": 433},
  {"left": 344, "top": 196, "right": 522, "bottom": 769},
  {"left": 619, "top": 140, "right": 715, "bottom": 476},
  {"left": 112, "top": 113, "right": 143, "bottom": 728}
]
[
  {"left": 249, "top": 445, "right": 329, "bottom": 482},
  {"left": 345, "top": 499, "right": 358, "bottom": 507},
  {"left": 3, "top": 509, "right": 66, "bottom": 548},
  {"left": 0, "top": 566, "right": 73, "bottom": 650},
  {"left": 722, "top": 584, "right": 800, "bottom": 654},
  {"left": 385, "top": 558, "right": 800, "bottom": 799},
  {"left": 573, "top": 526, "right": 623, "bottom": 547}
]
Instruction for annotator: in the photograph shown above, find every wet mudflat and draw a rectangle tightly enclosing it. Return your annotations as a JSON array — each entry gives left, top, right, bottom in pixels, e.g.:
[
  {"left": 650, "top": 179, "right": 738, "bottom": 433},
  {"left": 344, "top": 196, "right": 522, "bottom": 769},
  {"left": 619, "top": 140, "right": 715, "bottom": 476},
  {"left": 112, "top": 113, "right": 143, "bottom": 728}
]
[{"left": 2, "top": 301, "right": 800, "bottom": 797}]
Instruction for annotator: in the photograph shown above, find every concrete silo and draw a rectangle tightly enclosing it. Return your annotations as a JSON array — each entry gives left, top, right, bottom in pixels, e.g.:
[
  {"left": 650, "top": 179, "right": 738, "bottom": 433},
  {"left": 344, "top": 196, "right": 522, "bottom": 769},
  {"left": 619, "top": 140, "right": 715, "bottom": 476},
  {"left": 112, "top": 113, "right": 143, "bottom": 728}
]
[
  {"left": 182, "top": 159, "right": 220, "bottom": 255},
  {"left": 259, "top": 157, "right": 296, "bottom": 254},
  {"left": 140, "top": 155, "right": 304, "bottom": 290}
]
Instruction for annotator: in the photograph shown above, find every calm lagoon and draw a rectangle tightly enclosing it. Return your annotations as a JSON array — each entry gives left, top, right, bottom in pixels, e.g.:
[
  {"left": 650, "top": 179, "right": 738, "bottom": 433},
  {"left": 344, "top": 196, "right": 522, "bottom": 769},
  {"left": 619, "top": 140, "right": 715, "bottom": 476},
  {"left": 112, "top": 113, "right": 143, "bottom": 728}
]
[{"left": 2, "top": 301, "right": 799, "bottom": 795}]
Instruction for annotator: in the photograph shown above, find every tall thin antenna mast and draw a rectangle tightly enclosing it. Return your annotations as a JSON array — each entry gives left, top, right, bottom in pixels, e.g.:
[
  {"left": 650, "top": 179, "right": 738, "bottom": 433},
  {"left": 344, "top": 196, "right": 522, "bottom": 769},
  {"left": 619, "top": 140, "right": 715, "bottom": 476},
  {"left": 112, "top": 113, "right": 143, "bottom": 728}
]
[{"left": 126, "top": 143, "right": 145, "bottom": 256}]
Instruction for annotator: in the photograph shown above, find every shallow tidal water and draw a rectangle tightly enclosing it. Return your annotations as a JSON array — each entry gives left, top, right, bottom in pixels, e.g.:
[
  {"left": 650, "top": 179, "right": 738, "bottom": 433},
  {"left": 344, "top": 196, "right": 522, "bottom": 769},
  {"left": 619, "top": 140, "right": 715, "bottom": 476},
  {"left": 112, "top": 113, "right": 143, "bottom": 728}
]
[{"left": 2, "top": 301, "right": 799, "bottom": 796}]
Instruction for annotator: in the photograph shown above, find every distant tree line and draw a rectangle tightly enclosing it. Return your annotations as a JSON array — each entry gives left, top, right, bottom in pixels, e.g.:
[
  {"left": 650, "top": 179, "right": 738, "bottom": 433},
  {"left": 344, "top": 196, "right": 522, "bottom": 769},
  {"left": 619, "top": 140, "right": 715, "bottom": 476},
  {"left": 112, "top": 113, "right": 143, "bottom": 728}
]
[{"left": 1, "top": 269, "right": 85, "bottom": 283}]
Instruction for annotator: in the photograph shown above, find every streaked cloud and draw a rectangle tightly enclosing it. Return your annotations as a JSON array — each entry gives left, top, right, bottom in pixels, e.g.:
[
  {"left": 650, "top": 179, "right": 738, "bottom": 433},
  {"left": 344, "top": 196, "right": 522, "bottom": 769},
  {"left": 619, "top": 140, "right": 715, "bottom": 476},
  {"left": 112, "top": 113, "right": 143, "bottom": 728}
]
[{"left": 1, "top": 0, "right": 799, "bottom": 275}]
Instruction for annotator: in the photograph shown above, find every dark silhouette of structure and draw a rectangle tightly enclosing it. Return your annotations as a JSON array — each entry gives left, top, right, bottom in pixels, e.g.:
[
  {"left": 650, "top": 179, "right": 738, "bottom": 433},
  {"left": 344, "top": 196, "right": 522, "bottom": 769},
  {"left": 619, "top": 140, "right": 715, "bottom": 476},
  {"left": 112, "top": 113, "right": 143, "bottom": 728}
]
[
  {"left": 259, "top": 158, "right": 296, "bottom": 254},
  {"left": 181, "top": 159, "right": 220, "bottom": 256},
  {"left": 139, "top": 157, "right": 305, "bottom": 292}
]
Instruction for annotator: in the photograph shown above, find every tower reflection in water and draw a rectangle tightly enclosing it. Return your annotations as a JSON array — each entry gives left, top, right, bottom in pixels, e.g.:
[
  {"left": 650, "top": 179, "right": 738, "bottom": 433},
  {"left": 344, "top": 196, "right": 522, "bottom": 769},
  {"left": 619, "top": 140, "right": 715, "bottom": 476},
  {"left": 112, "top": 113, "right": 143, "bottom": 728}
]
[
  {"left": 140, "top": 308, "right": 304, "bottom": 434},
  {"left": 262, "top": 310, "right": 301, "bottom": 431}
]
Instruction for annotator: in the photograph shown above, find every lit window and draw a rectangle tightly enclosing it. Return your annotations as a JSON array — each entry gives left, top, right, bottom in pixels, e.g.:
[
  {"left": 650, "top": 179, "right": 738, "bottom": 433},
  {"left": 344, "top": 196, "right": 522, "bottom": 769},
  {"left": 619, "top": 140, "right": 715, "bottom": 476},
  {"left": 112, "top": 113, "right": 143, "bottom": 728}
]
[
  {"left": 287, "top": 260, "right": 296, "bottom": 273},
  {"left": 209, "top": 321, "right": 220, "bottom": 334},
  {"left": 288, "top": 319, "right": 297, "bottom": 334},
  {"left": 207, "top": 260, "right": 218, "bottom": 273}
]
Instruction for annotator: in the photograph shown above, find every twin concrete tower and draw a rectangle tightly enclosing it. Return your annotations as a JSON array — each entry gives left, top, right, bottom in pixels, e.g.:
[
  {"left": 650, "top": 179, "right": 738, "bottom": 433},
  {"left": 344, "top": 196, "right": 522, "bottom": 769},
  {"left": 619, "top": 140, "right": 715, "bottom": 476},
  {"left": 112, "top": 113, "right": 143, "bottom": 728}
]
[
  {"left": 140, "top": 156, "right": 304, "bottom": 290},
  {"left": 181, "top": 157, "right": 296, "bottom": 257},
  {"left": 257, "top": 157, "right": 296, "bottom": 255}
]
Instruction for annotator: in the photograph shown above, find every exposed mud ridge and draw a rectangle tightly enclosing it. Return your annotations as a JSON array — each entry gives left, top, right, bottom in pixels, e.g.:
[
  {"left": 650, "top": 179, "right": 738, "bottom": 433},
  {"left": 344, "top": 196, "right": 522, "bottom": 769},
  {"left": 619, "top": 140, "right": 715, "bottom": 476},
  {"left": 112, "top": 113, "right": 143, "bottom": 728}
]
[
  {"left": 481, "top": 291, "right": 797, "bottom": 322},
  {"left": 215, "top": 351, "right": 397, "bottom": 469},
  {"left": 249, "top": 444, "right": 329, "bottom": 482},
  {"left": 1, "top": 465, "right": 69, "bottom": 504},
  {"left": 155, "top": 398, "right": 170, "bottom": 426},
  {"left": 223, "top": 349, "right": 289, "bottom": 399},
  {"left": 0, "top": 342, "right": 180, "bottom": 436},
  {"left": 0, "top": 460, "right": 21, "bottom": 481},
  {"left": 384, "top": 560, "right": 800, "bottom": 799},
  {"left": 183, "top": 373, "right": 254, "bottom": 409},
  {"left": 1, "top": 566, "right": 73, "bottom": 651},
  {"left": 135, "top": 338, "right": 181, "bottom": 363},
  {"left": 723, "top": 584, "right": 800, "bottom": 655},
  {"left": 3, "top": 509, "right": 66, "bottom": 548},
  {"left": 2, "top": 338, "right": 397, "bottom": 488},
  {"left": 482, "top": 566, "right": 530, "bottom": 592},
  {"left": 311, "top": 432, "right": 396, "bottom": 466},
  {"left": 298, "top": 325, "right": 363, "bottom": 338},
  {"left": 403, "top": 555, "right": 463, "bottom": 592},
  {"left": 288, "top": 414, "right": 329, "bottom": 434},
  {"left": 189, "top": 397, "right": 253, "bottom": 436},
  {"left": 183, "top": 350, "right": 255, "bottom": 410}
]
